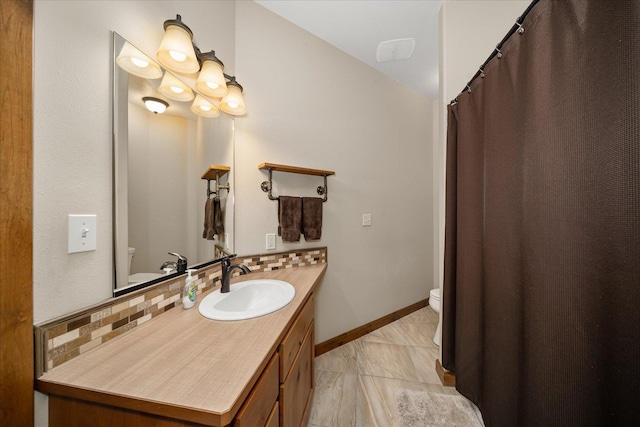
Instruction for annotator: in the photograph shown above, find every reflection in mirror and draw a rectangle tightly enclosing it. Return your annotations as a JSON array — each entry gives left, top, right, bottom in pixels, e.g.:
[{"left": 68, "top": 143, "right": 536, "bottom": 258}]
[{"left": 113, "top": 32, "right": 234, "bottom": 296}]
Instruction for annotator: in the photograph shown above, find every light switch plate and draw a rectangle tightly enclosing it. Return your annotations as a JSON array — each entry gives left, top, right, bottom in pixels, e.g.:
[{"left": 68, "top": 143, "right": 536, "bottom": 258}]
[
  {"left": 266, "top": 233, "right": 276, "bottom": 250},
  {"left": 362, "top": 214, "right": 372, "bottom": 226},
  {"left": 68, "top": 214, "right": 97, "bottom": 253}
]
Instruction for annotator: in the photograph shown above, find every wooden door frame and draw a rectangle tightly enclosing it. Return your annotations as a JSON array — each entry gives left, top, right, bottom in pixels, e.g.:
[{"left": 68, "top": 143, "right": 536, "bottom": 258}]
[{"left": 0, "top": 0, "right": 34, "bottom": 425}]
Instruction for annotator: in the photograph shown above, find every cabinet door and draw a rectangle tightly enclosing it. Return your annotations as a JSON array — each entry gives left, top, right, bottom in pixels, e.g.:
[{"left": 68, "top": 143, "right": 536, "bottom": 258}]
[
  {"left": 279, "top": 322, "right": 314, "bottom": 427},
  {"left": 233, "top": 353, "right": 279, "bottom": 427},
  {"left": 279, "top": 295, "right": 314, "bottom": 382},
  {"left": 265, "top": 401, "right": 279, "bottom": 427}
]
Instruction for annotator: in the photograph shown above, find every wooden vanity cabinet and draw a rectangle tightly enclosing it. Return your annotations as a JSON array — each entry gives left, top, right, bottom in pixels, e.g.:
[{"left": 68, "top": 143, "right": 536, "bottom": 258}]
[
  {"left": 47, "top": 295, "right": 315, "bottom": 427},
  {"left": 278, "top": 295, "right": 315, "bottom": 427}
]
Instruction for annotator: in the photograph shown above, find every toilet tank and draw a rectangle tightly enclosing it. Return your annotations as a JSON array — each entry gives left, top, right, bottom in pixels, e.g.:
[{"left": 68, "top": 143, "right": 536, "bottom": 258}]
[{"left": 128, "top": 247, "right": 135, "bottom": 275}]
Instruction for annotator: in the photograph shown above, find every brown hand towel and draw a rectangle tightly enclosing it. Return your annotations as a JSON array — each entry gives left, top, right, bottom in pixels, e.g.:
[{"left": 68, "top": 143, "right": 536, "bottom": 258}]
[
  {"left": 213, "top": 198, "right": 225, "bottom": 236},
  {"left": 302, "top": 197, "right": 323, "bottom": 240},
  {"left": 203, "top": 198, "right": 215, "bottom": 240},
  {"left": 278, "top": 196, "right": 302, "bottom": 242}
]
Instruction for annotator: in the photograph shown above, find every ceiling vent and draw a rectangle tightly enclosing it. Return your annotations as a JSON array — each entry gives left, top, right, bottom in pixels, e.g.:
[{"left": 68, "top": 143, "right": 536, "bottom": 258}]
[{"left": 376, "top": 38, "right": 416, "bottom": 63}]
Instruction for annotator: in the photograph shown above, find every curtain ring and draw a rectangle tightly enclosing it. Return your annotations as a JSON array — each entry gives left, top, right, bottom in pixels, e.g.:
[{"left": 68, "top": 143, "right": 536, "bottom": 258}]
[
  {"left": 465, "top": 83, "right": 472, "bottom": 94},
  {"left": 451, "top": 97, "right": 458, "bottom": 106},
  {"left": 479, "top": 66, "right": 485, "bottom": 78},
  {"left": 516, "top": 20, "right": 525, "bottom": 34},
  {"left": 495, "top": 45, "right": 503, "bottom": 59}
]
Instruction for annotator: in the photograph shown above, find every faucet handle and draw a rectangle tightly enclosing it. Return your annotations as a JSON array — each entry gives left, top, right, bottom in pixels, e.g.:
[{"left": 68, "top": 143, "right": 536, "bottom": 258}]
[
  {"left": 168, "top": 252, "right": 187, "bottom": 261},
  {"left": 168, "top": 252, "right": 188, "bottom": 273}
]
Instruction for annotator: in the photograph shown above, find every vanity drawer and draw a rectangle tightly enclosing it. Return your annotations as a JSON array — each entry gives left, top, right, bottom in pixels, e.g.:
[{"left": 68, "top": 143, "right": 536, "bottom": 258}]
[
  {"left": 233, "top": 353, "right": 279, "bottom": 427},
  {"left": 280, "top": 321, "right": 314, "bottom": 427},
  {"left": 279, "top": 295, "right": 314, "bottom": 382}
]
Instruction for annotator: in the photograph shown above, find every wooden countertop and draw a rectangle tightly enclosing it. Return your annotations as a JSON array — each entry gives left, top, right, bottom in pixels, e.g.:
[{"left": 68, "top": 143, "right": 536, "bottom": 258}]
[{"left": 37, "top": 264, "right": 327, "bottom": 426}]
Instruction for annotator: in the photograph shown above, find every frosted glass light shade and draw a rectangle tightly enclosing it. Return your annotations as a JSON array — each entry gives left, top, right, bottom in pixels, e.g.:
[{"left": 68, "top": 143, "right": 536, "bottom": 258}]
[
  {"left": 156, "top": 21, "right": 199, "bottom": 74},
  {"left": 142, "top": 97, "right": 169, "bottom": 114},
  {"left": 158, "top": 72, "right": 194, "bottom": 102},
  {"left": 116, "top": 42, "right": 162, "bottom": 79},
  {"left": 190, "top": 94, "right": 220, "bottom": 118},
  {"left": 219, "top": 83, "right": 247, "bottom": 116},
  {"left": 196, "top": 59, "right": 228, "bottom": 98}
]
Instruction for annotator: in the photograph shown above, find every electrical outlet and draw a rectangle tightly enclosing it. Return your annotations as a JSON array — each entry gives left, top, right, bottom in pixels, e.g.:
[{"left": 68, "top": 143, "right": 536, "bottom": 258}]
[
  {"left": 266, "top": 233, "right": 276, "bottom": 250},
  {"left": 225, "top": 233, "right": 230, "bottom": 249},
  {"left": 362, "top": 213, "right": 372, "bottom": 226}
]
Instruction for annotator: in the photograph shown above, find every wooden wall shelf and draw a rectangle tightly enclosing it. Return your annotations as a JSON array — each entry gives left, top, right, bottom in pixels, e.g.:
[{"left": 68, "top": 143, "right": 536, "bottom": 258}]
[
  {"left": 201, "top": 165, "right": 230, "bottom": 199},
  {"left": 201, "top": 165, "right": 230, "bottom": 181},
  {"left": 258, "top": 163, "right": 335, "bottom": 177},
  {"left": 258, "top": 163, "right": 335, "bottom": 202}
]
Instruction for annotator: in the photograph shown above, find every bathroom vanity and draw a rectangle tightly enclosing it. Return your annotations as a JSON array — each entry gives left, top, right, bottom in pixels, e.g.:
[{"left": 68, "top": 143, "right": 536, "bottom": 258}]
[{"left": 36, "top": 264, "right": 326, "bottom": 427}]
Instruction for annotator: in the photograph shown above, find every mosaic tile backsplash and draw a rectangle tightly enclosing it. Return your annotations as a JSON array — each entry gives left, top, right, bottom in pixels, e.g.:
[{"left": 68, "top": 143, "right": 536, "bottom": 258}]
[{"left": 35, "top": 248, "right": 327, "bottom": 377}]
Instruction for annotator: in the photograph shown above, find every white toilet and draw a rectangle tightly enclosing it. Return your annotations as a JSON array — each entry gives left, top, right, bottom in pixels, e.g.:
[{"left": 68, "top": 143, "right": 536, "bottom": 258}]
[
  {"left": 429, "top": 288, "right": 441, "bottom": 313},
  {"left": 127, "top": 247, "right": 163, "bottom": 285},
  {"left": 128, "top": 247, "right": 135, "bottom": 275},
  {"left": 429, "top": 288, "right": 442, "bottom": 346}
]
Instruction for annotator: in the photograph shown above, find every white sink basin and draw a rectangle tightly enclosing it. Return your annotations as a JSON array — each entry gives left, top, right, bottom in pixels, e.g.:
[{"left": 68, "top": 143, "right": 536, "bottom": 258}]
[{"left": 198, "top": 279, "right": 296, "bottom": 321}]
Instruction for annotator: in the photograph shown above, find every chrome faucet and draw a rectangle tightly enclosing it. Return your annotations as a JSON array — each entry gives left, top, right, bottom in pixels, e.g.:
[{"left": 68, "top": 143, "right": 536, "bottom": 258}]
[
  {"left": 163, "top": 252, "right": 187, "bottom": 273},
  {"left": 220, "top": 255, "right": 250, "bottom": 293},
  {"left": 160, "top": 261, "right": 177, "bottom": 272}
]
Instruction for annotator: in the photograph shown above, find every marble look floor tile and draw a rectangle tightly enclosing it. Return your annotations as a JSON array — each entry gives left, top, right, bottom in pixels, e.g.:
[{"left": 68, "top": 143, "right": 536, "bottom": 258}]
[
  {"left": 308, "top": 370, "right": 357, "bottom": 427},
  {"left": 399, "top": 320, "right": 438, "bottom": 348},
  {"left": 356, "top": 374, "right": 458, "bottom": 427},
  {"left": 407, "top": 346, "right": 442, "bottom": 384},
  {"left": 356, "top": 341, "right": 417, "bottom": 381},
  {"left": 357, "top": 321, "right": 408, "bottom": 346},
  {"left": 315, "top": 341, "right": 358, "bottom": 373},
  {"left": 400, "top": 307, "right": 439, "bottom": 324}
]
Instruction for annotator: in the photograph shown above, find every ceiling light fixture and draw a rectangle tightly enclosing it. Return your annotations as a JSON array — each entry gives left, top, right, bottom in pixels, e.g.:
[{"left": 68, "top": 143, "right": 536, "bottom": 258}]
[{"left": 142, "top": 97, "right": 169, "bottom": 114}]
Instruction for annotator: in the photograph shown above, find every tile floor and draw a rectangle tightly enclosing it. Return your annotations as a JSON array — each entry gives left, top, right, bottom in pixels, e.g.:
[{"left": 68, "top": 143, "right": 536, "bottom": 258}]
[{"left": 307, "top": 307, "right": 476, "bottom": 427}]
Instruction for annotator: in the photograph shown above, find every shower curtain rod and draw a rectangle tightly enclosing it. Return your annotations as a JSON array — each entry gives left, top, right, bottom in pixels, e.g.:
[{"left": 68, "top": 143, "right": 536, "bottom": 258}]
[{"left": 451, "top": 0, "right": 540, "bottom": 105}]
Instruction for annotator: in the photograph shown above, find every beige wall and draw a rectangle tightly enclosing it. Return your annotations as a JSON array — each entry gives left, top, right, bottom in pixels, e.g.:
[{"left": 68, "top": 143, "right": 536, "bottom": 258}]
[
  {"left": 33, "top": 1, "right": 236, "bottom": 424},
  {"left": 234, "top": 1, "right": 434, "bottom": 344}
]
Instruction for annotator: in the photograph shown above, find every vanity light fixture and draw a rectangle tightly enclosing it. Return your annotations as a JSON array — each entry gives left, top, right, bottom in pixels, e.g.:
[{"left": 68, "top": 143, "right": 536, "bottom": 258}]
[
  {"left": 157, "top": 14, "right": 247, "bottom": 116},
  {"left": 156, "top": 15, "right": 199, "bottom": 74},
  {"left": 219, "top": 78, "right": 247, "bottom": 116},
  {"left": 195, "top": 51, "right": 228, "bottom": 98},
  {"left": 190, "top": 94, "right": 220, "bottom": 118},
  {"left": 142, "top": 97, "right": 169, "bottom": 114},
  {"left": 117, "top": 15, "right": 247, "bottom": 118},
  {"left": 158, "top": 71, "right": 194, "bottom": 102},
  {"left": 116, "top": 42, "right": 163, "bottom": 79}
]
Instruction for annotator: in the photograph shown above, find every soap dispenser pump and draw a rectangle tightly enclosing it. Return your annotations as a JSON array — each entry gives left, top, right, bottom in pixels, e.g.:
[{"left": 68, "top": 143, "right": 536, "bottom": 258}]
[{"left": 182, "top": 269, "right": 198, "bottom": 309}]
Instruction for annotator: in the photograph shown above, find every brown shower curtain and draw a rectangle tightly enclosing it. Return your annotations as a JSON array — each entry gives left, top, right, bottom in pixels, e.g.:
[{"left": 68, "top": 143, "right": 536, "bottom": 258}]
[{"left": 442, "top": 1, "right": 639, "bottom": 426}]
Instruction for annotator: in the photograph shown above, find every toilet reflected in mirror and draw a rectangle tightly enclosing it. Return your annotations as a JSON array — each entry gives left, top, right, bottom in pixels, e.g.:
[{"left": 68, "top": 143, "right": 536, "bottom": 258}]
[{"left": 126, "top": 247, "right": 163, "bottom": 286}]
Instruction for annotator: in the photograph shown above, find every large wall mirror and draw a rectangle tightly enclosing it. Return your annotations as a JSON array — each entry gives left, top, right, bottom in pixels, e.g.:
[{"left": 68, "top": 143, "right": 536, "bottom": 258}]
[{"left": 113, "top": 32, "right": 234, "bottom": 296}]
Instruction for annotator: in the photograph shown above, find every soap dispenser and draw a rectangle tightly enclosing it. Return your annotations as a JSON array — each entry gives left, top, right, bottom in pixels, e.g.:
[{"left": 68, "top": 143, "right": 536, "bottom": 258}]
[{"left": 182, "top": 269, "right": 198, "bottom": 309}]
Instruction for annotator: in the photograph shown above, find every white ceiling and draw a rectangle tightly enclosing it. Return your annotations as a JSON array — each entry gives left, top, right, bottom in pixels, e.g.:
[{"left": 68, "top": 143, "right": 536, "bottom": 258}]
[{"left": 255, "top": 0, "right": 443, "bottom": 99}]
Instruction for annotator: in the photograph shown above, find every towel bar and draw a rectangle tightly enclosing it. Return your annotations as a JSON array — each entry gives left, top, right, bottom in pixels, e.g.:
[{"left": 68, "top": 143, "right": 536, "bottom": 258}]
[
  {"left": 201, "top": 165, "right": 230, "bottom": 200},
  {"left": 258, "top": 162, "right": 334, "bottom": 202}
]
